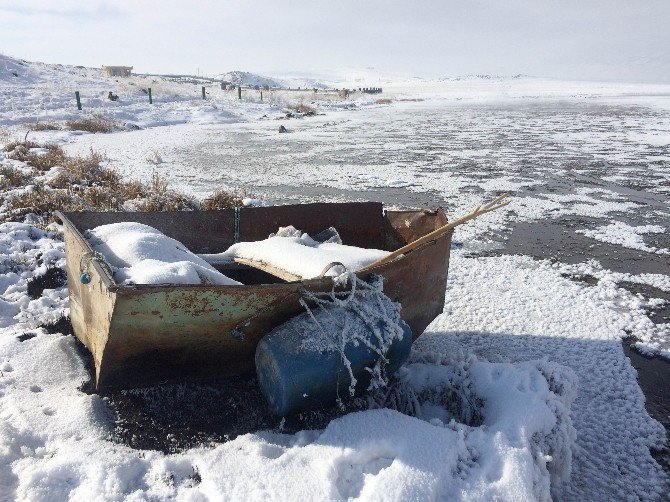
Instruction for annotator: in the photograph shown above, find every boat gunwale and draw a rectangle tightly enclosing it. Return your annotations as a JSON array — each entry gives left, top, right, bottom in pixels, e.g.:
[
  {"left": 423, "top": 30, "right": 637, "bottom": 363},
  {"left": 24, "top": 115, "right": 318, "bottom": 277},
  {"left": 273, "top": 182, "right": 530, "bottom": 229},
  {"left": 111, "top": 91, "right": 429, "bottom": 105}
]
[{"left": 56, "top": 207, "right": 450, "bottom": 293}]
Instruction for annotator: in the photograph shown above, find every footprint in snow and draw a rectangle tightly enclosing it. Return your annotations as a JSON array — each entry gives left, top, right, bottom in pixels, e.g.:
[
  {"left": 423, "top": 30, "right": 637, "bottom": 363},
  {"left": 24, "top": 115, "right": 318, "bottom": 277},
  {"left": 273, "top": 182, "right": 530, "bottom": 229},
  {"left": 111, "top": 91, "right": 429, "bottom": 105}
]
[
  {"left": 334, "top": 450, "right": 395, "bottom": 499},
  {"left": 260, "top": 444, "right": 285, "bottom": 460}
]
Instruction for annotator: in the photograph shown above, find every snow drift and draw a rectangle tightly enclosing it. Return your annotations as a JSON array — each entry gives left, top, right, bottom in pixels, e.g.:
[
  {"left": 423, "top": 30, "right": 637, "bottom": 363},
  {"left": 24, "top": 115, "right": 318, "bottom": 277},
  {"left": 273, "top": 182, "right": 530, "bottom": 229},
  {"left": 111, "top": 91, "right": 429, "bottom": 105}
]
[
  {"left": 86, "top": 222, "right": 240, "bottom": 286},
  {"left": 203, "top": 225, "right": 391, "bottom": 279}
]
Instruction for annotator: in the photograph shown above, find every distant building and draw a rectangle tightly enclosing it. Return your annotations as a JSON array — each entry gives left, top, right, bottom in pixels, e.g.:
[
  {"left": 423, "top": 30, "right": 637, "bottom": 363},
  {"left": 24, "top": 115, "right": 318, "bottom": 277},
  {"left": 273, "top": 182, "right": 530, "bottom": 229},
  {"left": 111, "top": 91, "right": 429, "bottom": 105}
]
[{"left": 102, "top": 66, "right": 133, "bottom": 77}]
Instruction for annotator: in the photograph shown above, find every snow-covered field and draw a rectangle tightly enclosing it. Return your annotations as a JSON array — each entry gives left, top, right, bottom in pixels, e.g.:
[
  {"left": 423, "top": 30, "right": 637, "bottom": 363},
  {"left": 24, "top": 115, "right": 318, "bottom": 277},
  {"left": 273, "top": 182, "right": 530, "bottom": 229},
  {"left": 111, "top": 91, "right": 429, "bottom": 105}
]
[{"left": 1, "top": 56, "right": 669, "bottom": 500}]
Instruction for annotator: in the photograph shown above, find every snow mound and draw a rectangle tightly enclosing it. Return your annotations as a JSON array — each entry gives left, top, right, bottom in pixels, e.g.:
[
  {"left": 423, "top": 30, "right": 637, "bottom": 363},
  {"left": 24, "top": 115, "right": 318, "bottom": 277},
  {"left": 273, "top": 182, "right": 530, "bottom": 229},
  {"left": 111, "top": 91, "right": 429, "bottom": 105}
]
[
  {"left": 430, "top": 251, "right": 668, "bottom": 498},
  {"left": 0, "top": 55, "right": 24, "bottom": 81},
  {"left": 218, "top": 71, "right": 283, "bottom": 88},
  {"left": 203, "top": 225, "right": 391, "bottom": 279},
  {"left": 86, "top": 222, "right": 240, "bottom": 286},
  {"left": 360, "top": 359, "right": 576, "bottom": 499}
]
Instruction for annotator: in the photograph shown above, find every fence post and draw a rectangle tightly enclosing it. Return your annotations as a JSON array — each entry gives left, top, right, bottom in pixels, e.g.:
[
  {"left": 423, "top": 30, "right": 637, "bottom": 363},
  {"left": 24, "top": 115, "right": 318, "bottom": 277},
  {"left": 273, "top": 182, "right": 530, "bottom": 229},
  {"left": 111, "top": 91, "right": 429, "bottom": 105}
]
[
  {"left": 260, "top": 91, "right": 263, "bottom": 101},
  {"left": 75, "top": 91, "right": 82, "bottom": 110},
  {"left": 148, "top": 88, "right": 153, "bottom": 104},
  {"left": 238, "top": 85, "right": 242, "bottom": 100},
  {"left": 202, "top": 86, "right": 206, "bottom": 100}
]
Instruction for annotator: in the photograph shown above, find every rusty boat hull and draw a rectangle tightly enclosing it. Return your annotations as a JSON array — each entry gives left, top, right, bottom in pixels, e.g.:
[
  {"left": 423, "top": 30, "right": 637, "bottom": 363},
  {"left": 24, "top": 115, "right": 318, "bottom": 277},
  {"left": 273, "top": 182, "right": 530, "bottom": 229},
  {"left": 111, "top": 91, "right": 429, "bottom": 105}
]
[{"left": 57, "top": 202, "right": 453, "bottom": 390}]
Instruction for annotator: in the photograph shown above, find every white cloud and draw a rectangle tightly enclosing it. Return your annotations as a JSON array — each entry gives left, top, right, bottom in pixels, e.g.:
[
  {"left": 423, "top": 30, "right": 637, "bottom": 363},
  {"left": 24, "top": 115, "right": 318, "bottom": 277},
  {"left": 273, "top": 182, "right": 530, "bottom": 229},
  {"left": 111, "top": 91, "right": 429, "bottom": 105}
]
[{"left": 0, "top": 0, "right": 668, "bottom": 82}]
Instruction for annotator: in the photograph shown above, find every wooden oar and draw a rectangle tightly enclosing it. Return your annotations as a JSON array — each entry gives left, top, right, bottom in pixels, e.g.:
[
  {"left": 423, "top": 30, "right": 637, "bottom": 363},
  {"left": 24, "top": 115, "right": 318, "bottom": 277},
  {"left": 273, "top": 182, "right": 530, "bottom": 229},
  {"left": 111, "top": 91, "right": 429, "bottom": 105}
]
[{"left": 358, "top": 193, "right": 511, "bottom": 272}]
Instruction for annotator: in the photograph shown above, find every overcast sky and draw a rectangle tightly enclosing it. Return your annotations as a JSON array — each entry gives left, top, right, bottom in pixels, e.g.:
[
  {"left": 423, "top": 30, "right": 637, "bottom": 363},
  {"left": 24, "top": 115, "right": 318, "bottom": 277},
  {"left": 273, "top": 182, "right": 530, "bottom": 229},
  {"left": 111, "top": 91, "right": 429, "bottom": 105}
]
[{"left": 1, "top": 0, "right": 668, "bottom": 82}]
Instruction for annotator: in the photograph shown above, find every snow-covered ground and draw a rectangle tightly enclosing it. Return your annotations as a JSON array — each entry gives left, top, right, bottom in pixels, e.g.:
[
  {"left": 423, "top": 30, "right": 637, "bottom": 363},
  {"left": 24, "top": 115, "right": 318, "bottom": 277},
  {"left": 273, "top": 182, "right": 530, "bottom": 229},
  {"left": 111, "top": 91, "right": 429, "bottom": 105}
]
[{"left": 1, "top": 55, "right": 669, "bottom": 500}]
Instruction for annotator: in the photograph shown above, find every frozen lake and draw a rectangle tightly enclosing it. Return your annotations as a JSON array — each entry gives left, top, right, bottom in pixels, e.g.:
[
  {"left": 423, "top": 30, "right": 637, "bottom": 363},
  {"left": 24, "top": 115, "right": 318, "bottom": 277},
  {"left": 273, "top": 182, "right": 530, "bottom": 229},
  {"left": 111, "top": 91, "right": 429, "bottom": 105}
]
[{"left": 174, "top": 97, "right": 670, "bottom": 209}]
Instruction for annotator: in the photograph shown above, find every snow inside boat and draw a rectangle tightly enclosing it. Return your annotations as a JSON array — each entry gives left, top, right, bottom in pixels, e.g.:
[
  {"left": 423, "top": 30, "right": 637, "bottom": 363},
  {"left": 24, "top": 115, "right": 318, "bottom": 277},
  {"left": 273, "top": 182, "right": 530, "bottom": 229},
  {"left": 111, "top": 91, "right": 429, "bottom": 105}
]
[{"left": 56, "top": 202, "right": 453, "bottom": 390}]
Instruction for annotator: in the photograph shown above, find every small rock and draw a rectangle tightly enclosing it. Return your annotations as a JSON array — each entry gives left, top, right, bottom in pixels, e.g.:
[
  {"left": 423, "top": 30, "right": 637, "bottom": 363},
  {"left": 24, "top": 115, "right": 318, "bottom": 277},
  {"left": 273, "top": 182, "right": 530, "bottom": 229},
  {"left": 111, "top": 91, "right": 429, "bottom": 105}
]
[{"left": 278, "top": 125, "right": 288, "bottom": 133}]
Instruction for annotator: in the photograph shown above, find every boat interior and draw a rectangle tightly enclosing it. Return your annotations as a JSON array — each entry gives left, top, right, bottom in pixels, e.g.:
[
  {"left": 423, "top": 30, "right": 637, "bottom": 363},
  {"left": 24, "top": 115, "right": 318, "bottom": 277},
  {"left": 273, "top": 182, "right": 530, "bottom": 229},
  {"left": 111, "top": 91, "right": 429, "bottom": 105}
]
[{"left": 59, "top": 202, "right": 445, "bottom": 286}]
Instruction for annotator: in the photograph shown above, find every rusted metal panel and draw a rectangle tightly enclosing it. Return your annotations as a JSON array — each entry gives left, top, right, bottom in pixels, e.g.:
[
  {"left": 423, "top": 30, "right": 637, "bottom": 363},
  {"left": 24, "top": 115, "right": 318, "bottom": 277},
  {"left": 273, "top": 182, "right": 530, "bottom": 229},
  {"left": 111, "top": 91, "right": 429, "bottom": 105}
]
[
  {"left": 99, "top": 279, "right": 332, "bottom": 389},
  {"left": 363, "top": 232, "right": 452, "bottom": 338},
  {"left": 60, "top": 213, "right": 116, "bottom": 376},
  {"left": 367, "top": 209, "right": 451, "bottom": 337},
  {"left": 239, "top": 202, "right": 385, "bottom": 248},
  {"left": 62, "top": 210, "right": 237, "bottom": 254},
  {"left": 384, "top": 209, "right": 448, "bottom": 249}
]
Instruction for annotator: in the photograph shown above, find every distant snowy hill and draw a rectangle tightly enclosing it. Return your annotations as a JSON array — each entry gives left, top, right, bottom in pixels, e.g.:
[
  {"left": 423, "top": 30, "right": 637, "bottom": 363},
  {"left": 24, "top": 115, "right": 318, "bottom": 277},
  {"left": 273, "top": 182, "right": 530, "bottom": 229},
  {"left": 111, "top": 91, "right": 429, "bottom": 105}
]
[
  {"left": 0, "top": 54, "right": 32, "bottom": 82},
  {"left": 216, "top": 70, "right": 329, "bottom": 89},
  {"left": 217, "top": 70, "right": 283, "bottom": 88},
  {"left": 0, "top": 53, "right": 105, "bottom": 85},
  {"left": 271, "top": 67, "right": 428, "bottom": 89},
  {"left": 0, "top": 53, "right": 265, "bottom": 128},
  {"left": 438, "top": 74, "right": 529, "bottom": 82}
]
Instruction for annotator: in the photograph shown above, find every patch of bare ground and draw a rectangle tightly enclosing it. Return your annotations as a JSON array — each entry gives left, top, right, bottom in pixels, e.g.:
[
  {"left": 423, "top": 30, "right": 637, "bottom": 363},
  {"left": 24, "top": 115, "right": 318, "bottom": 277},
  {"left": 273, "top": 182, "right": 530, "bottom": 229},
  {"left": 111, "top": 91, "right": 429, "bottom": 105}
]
[
  {"left": 287, "top": 103, "right": 315, "bottom": 114},
  {"left": 375, "top": 99, "right": 393, "bottom": 105}
]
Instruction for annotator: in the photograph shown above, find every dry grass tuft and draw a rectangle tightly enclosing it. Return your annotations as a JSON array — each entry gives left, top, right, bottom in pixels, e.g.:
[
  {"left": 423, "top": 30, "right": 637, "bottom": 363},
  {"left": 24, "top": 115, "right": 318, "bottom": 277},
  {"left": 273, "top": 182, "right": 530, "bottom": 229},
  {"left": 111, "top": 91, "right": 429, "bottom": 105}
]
[
  {"left": 1, "top": 141, "right": 254, "bottom": 226},
  {"left": 66, "top": 114, "right": 118, "bottom": 133},
  {"left": 127, "top": 172, "right": 198, "bottom": 212},
  {"left": 4, "top": 141, "right": 67, "bottom": 171},
  {"left": 51, "top": 151, "right": 117, "bottom": 188},
  {"left": 26, "top": 121, "right": 61, "bottom": 131},
  {"left": 0, "top": 165, "right": 33, "bottom": 190},
  {"left": 201, "top": 188, "right": 245, "bottom": 210},
  {"left": 5, "top": 187, "right": 85, "bottom": 224},
  {"left": 79, "top": 185, "right": 126, "bottom": 211},
  {"left": 3, "top": 140, "right": 40, "bottom": 152},
  {"left": 375, "top": 99, "right": 392, "bottom": 105},
  {"left": 118, "top": 179, "right": 148, "bottom": 201},
  {"left": 145, "top": 150, "right": 163, "bottom": 165},
  {"left": 2, "top": 145, "right": 127, "bottom": 223}
]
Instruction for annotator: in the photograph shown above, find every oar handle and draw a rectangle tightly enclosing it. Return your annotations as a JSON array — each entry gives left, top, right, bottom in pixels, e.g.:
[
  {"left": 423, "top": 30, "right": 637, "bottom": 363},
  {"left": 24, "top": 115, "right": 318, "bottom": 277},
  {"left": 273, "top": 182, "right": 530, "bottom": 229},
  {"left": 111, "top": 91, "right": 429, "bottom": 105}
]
[{"left": 358, "top": 193, "right": 511, "bottom": 272}]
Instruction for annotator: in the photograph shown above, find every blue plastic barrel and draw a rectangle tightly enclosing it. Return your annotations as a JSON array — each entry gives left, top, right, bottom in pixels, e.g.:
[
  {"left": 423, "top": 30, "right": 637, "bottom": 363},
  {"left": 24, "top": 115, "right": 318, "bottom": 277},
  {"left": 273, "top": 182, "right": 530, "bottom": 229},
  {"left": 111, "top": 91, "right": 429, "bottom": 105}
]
[{"left": 256, "top": 315, "right": 412, "bottom": 416}]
